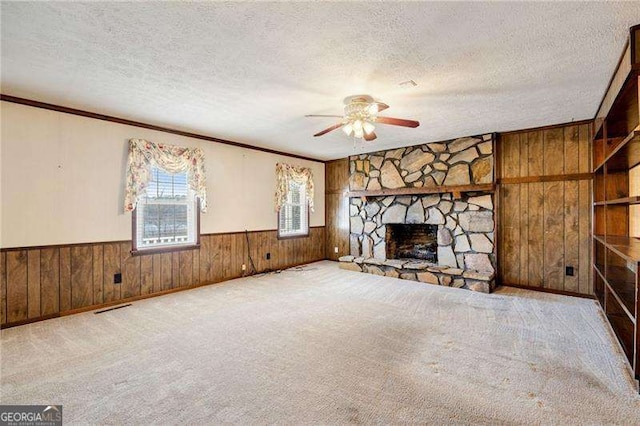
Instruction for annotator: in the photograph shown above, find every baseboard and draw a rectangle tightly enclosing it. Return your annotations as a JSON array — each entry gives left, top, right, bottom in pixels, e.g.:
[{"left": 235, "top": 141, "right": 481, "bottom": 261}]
[{"left": 501, "top": 283, "right": 596, "bottom": 299}]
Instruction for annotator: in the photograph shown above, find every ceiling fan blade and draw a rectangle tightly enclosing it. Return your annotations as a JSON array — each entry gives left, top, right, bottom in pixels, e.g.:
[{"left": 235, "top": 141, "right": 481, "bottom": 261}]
[
  {"left": 314, "top": 122, "right": 344, "bottom": 137},
  {"left": 364, "top": 131, "right": 377, "bottom": 141},
  {"left": 376, "top": 116, "right": 420, "bottom": 128},
  {"left": 305, "top": 114, "right": 343, "bottom": 118},
  {"left": 375, "top": 102, "right": 389, "bottom": 112}
]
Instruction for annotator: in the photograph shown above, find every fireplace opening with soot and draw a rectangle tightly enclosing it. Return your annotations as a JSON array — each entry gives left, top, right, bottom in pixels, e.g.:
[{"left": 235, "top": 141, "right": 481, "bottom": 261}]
[{"left": 386, "top": 224, "right": 438, "bottom": 262}]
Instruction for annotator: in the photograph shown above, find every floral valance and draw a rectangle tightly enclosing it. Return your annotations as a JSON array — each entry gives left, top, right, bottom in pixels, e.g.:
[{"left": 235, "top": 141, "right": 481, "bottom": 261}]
[
  {"left": 124, "top": 139, "right": 207, "bottom": 213},
  {"left": 274, "top": 163, "right": 315, "bottom": 212}
]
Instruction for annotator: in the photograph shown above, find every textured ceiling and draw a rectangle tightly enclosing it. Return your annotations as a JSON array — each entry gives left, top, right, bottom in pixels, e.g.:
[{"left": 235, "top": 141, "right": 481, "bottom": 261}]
[{"left": 2, "top": 2, "right": 639, "bottom": 160}]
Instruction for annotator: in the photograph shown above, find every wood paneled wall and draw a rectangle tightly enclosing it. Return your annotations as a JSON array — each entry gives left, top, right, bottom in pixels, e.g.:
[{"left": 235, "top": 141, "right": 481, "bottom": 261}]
[
  {"left": 498, "top": 122, "right": 593, "bottom": 295},
  {"left": 0, "top": 227, "right": 325, "bottom": 327},
  {"left": 325, "top": 159, "right": 350, "bottom": 260}
]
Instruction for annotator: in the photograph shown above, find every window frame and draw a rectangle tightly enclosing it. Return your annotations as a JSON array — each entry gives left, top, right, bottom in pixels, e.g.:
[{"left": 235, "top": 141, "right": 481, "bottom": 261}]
[
  {"left": 131, "top": 171, "right": 201, "bottom": 256},
  {"left": 277, "top": 181, "right": 310, "bottom": 240}
]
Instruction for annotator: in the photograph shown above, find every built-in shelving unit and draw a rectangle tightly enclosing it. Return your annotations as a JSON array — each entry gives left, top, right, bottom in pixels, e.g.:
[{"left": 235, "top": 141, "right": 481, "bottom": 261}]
[{"left": 592, "top": 24, "right": 640, "bottom": 387}]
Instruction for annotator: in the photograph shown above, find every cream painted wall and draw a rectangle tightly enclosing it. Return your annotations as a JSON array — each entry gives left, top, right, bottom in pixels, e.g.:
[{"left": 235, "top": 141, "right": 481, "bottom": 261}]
[{"left": 0, "top": 102, "right": 324, "bottom": 248}]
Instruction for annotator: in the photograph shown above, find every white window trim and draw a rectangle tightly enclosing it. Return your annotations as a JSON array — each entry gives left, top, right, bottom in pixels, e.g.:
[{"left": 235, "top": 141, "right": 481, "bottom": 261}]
[
  {"left": 132, "top": 169, "right": 200, "bottom": 254},
  {"left": 278, "top": 181, "right": 309, "bottom": 239}
]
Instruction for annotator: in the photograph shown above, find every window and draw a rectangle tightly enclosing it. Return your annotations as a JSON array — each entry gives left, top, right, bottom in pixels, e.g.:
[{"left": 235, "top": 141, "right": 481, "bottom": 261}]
[
  {"left": 278, "top": 181, "right": 309, "bottom": 238},
  {"left": 133, "top": 166, "right": 199, "bottom": 252}
]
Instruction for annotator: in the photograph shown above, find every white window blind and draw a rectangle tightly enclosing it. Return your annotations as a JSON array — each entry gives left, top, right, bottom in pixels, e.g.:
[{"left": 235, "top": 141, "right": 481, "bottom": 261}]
[
  {"left": 135, "top": 167, "right": 197, "bottom": 250},
  {"left": 278, "top": 181, "right": 309, "bottom": 237}
]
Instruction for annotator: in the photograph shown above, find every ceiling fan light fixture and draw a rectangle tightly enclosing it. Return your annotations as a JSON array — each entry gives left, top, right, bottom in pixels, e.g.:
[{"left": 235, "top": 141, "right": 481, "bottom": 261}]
[
  {"left": 362, "top": 121, "right": 375, "bottom": 135},
  {"left": 307, "top": 94, "right": 419, "bottom": 140}
]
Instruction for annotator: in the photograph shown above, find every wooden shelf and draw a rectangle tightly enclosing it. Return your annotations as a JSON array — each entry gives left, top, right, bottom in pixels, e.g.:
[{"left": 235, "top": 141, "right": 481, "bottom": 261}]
[
  {"left": 593, "top": 129, "right": 640, "bottom": 172},
  {"left": 594, "top": 261, "right": 606, "bottom": 280},
  {"left": 606, "top": 280, "right": 636, "bottom": 324},
  {"left": 607, "top": 308, "right": 636, "bottom": 364},
  {"left": 606, "top": 266, "right": 638, "bottom": 319},
  {"left": 347, "top": 184, "right": 495, "bottom": 199},
  {"left": 594, "top": 196, "right": 640, "bottom": 206},
  {"left": 593, "top": 235, "right": 640, "bottom": 263},
  {"left": 593, "top": 260, "right": 636, "bottom": 323}
]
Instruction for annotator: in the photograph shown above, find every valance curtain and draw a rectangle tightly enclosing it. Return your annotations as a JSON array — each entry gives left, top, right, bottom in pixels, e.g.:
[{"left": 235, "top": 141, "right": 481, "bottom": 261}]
[
  {"left": 124, "top": 138, "right": 207, "bottom": 213},
  {"left": 274, "top": 163, "right": 314, "bottom": 212}
]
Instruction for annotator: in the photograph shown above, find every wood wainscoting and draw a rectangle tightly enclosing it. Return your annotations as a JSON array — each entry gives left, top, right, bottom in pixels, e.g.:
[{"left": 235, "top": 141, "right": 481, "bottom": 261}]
[
  {"left": 0, "top": 227, "right": 325, "bottom": 328},
  {"left": 325, "top": 159, "right": 350, "bottom": 260},
  {"left": 498, "top": 122, "right": 593, "bottom": 295}
]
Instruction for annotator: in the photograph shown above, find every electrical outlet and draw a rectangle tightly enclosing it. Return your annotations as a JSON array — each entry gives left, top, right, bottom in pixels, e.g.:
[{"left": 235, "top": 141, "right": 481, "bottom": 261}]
[
  {"left": 266, "top": 252, "right": 271, "bottom": 260},
  {"left": 334, "top": 246, "right": 338, "bottom": 254},
  {"left": 241, "top": 264, "right": 246, "bottom": 271},
  {"left": 114, "top": 273, "right": 122, "bottom": 284},
  {"left": 565, "top": 266, "right": 574, "bottom": 276}
]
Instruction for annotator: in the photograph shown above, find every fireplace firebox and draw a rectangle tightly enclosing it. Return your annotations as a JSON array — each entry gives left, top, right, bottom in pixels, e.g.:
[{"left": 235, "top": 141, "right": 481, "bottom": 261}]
[{"left": 385, "top": 224, "right": 437, "bottom": 261}]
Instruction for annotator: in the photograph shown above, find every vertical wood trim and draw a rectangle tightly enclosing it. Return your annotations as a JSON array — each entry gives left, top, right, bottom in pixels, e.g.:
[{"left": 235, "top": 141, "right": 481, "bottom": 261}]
[
  {"left": 0, "top": 252, "right": 6, "bottom": 325},
  {"left": 564, "top": 181, "right": 580, "bottom": 293},
  {"left": 171, "top": 251, "right": 180, "bottom": 288},
  {"left": 230, "top": 234, "right": 239, "bottom": 278},
  {"left": 518, "top": 135, "right": 529, "bottom": 285},
  {"left": 544, "top": 128, "right": 565, "bottom": 175},
  {"left": 59, "top": 247, "right": 71, "bottom": 312},
  {"left": 121, "top": 242, "right": 141, "bottom": 298},
  {"left": 71, "top": 246, "right": 93, "bottom": 309},
  {"left": 528, "top": 131, "right": 544, "bottom": 176},
  {"left": 7, "top": 251, "right": 28, "bottom": 323},
  {"left": 27, "top": 250, "right": 41, "bottom": 319},
  {"left": 199, "top": 236, "right": 213, "bottom": 283},
  {"left": 564, "top": 125, "right": 580, "bottom": 174},
  {"left": 221, "top": 235, "right": 231, "bottom": 279},
  {"left": 502, "top": 184, "right": 520, "bottom": 284},
  {"left": 528, "top": 182, "right": 544, "bottom": 287},
  {"left": 140, "top": 255, "right": 154, "bottom": 295},
  {"left": 502, "top": 134, "right": 520, "bottom": 178},
  {"left": 103, "top": 243, "right": 121, "bottom": 302},
  {"left": 160, "top": 252, "right": 173, "bottom": 291},
  {"left": 578, "top": 180, "right": 592, "bottom": 294},
  {"left": 325, "top": 159, "right": 350, "bottom": 260},
  {"left": 211, "top": 235, "right": 222, "bottom": 283},
  {"left": 151, "top": 254, "right": 162, "bottom": 293},
  {"left": 578, "top": 124, "right": 591, "bottom": 173},
  {"left": 40, "top": 248, "right": 60, "bottom": 315},
  {"left": 92, "top": 245, "right": 104, "bottom": 304},
  {"left": 179, "top": 250, "right": 193, "bottom": 287},
  {"left": 543, "top": 181, "right": 564, "bottom": 290},
  {"left": 192, "top": 245, "right": 201, "bottom": 285}
]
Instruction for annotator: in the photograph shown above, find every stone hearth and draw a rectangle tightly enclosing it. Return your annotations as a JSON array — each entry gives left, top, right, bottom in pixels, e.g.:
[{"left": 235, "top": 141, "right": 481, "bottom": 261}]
[{"left": 338, "top": 256, "right": 495, "bottom": 293}]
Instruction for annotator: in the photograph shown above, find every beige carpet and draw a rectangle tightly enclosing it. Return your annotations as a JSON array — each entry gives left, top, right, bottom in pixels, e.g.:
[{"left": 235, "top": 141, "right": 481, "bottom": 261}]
[{"left": 1, "top": 260, "right": 639, "bottom": 424}]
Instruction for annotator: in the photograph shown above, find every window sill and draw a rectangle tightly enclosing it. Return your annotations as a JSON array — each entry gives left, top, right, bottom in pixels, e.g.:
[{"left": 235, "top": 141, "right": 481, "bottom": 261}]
[
  {"left": 131, "top": 243, "right": 200, "bottom": 256},
  {"left": 277, "top": 232, "right": 309, "bottom": 240}
]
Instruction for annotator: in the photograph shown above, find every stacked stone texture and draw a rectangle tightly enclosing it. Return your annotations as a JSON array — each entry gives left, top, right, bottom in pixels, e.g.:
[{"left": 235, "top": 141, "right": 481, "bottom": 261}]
[
  {"left": 344, "top": 134, "right": 497, "bottom": 293},
  {"left": 350, "top": 134, "right": 494, "bottom": 191}
]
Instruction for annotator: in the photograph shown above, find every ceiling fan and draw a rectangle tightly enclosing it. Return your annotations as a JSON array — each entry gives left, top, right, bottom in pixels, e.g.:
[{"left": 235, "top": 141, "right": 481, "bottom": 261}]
[{"left": 306, "top": 95, "right": 419, "bottom": 142}]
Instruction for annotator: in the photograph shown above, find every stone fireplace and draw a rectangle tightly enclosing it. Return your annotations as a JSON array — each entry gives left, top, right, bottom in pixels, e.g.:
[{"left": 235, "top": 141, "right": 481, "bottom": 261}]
[
  {"left": 386, "top": 224, "right": 437, "bottom": 261},
  {"left": 339, "top": 134, "right": 497, "bottom": 293}
]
